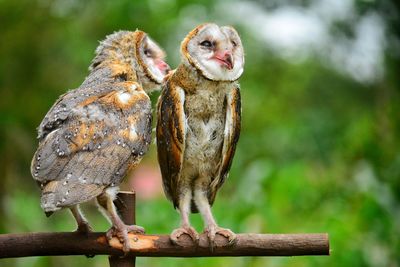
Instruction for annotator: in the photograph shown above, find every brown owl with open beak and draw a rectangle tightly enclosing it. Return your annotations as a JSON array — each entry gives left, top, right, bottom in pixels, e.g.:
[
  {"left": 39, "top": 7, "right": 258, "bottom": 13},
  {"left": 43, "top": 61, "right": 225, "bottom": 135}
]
[
  {"left": 157, "top": 23, "right": 244, "bottom": 249},
  {"left": 31, "top": 30, "right": 170, "bottom": 252}
]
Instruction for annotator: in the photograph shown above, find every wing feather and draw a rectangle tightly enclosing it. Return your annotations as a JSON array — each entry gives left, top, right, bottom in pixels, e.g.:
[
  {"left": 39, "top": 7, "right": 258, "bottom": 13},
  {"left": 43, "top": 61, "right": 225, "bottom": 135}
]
[
  {"left": 156, "top": 81, "right": 186, "bottom": 208},
  {"left": 209, "top": 86, "right": 241, "bottom": 205},
  {"left": 32, "top": 81, "right": 152, "bottom": 211}
]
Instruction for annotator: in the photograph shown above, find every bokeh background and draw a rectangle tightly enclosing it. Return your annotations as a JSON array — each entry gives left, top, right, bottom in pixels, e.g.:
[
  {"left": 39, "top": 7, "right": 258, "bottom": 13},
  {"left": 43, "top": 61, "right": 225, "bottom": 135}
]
[{"left": 1, "top": 0, "right": 399, "bottom": 266}]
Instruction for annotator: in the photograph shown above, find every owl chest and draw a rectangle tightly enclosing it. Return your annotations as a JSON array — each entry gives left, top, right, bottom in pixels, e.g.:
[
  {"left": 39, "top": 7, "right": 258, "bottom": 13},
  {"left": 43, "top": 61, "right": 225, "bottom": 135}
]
[{"left": 183, "top": 89, "right": 226, "bottom": 163}]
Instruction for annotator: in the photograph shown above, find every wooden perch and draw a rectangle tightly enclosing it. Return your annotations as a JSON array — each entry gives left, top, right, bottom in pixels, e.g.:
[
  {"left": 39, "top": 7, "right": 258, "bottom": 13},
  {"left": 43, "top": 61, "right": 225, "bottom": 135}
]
[
  {"left": 0, "top": 192, "right": 329, "bottom": 266},
  {"left": 0, "top": 232, "right": 329, "bottom": 258}
]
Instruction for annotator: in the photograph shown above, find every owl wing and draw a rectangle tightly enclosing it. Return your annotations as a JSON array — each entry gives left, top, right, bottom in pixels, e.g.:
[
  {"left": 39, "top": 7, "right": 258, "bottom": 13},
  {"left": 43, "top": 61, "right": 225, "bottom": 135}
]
[
  {"left": 36, "top": 65, "right": 135, "bottom": 140},
  {"left": 37, "top": 86, "right": 108, "bottom": 141},
  {"left": 156, "top": 81, "right": 186, "bottom": 209},
  {"left": 32, "top": 81, "right": 152, "bottom": 211},
  {"left": 209, "top": 85, "right": 241, "bottom": 205}
]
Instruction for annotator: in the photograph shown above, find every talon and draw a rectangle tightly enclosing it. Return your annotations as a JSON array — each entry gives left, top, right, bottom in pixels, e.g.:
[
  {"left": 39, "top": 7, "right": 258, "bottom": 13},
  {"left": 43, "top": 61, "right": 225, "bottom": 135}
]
[
  {"left": 126, "top": 225, "right": 145, "bottom": 234},
  {"left": 217, "top": 228, "right": 237, "bottom": 246},
  {"left": 170, "top": 226, "right": 199, "bottom": 246},
  {"left": 106, "top": 226, "right": 116, "bottom": 241},
  {"left": 106, "top": 224, "right": 145, "bottom": 254},
  {"left": 204, "top": 227, "right": 216, "bottom": 252},
  {"left": 204, "top": 225, "right": 236, "bottom": 251}
]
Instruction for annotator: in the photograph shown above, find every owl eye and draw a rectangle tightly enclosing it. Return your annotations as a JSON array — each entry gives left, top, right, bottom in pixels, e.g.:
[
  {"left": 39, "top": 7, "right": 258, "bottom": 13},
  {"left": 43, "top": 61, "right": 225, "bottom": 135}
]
[
  {"left": 144, "top": 49, "right": 152, "bottom": 57},
  {"left": 200, "top": 40, "right": 213, "bottom": 48}
]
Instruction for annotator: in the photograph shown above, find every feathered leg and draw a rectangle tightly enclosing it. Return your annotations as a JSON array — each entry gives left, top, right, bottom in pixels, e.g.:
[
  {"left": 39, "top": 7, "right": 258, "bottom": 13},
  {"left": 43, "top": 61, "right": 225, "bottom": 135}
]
[
  {"left": 193, "top": 185, "right": 236, "bottom": 251},
  {"left": 97, "top": 190, "right": 145, "bottom": 253},
  {"left": 70, "top": 204, "right": 92, "bottom": 234},
  {"left": 170, "top": 188, "right": 199, "bottom": 245}
]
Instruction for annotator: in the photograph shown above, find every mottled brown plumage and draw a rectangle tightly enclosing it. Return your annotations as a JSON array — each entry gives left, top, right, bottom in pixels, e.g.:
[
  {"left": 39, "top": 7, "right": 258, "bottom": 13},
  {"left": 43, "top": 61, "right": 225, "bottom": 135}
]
[
  {"left": 156, "top": 23, "right": 244, "bottom": 249},
  {"left": 31, "top": 30, "right": 169, "bottom": 252}
]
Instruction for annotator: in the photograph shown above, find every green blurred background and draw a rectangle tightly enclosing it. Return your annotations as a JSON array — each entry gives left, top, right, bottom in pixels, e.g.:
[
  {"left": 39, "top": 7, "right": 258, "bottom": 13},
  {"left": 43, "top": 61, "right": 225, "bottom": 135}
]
[{"left": 1, "top": 0, "right": 399, "bottom": 266}]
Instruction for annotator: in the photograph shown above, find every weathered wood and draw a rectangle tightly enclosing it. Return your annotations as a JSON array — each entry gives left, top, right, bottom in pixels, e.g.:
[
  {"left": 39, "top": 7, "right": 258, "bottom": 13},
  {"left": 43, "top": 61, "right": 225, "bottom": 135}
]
[
  {"left": 108, "top": 191, "right": 136, "bottom": 267},
  {"left": 0, "top": 232, "right": 329, "bottom": 258}
]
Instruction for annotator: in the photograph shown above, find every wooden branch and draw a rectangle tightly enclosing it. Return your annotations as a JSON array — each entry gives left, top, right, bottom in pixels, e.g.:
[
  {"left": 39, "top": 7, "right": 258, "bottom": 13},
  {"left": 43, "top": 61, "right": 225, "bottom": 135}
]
[{"left": 0, "top": 232, "right": 329, "bottom": 258}]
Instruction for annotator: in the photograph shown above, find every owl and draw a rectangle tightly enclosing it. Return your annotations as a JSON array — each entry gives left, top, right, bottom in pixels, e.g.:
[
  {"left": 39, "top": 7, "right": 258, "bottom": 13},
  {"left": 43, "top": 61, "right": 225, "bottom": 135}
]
[
  {"left": 156, "top": 23, "right": 244, "bottom": 249},
  {"left": 31, "top": 30, "right": 169, "bottom": 252}
]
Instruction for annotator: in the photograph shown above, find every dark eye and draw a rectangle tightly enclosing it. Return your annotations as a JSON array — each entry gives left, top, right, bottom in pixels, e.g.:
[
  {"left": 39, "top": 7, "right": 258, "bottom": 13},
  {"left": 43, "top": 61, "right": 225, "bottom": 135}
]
[
  {"left": 200, "top": 40, "right": 213, "bottom": 48},
  {"left": 144, "top": 49, "right": 152, "bottom": 57},
  {"left": 231, "top": 40, "right": 237, "bottom": 47}
]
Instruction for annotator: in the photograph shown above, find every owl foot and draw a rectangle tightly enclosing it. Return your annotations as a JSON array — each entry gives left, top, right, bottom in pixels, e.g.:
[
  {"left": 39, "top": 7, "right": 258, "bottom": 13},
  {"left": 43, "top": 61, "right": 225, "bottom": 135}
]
[
  {"left": 75, "top": 221, "right": 93, "bottom": 235},
  {"left": 204, "top": 225, "right": 237, "bottom": 251},
  {"left": 75, "top": 222, "right": 94, "bottom": 258},
  {"left": 170, "top": 226, "right": 200, "bottom": 246},
  {"left": 106, "top": 224, "right": 145, "bottom": 253}
]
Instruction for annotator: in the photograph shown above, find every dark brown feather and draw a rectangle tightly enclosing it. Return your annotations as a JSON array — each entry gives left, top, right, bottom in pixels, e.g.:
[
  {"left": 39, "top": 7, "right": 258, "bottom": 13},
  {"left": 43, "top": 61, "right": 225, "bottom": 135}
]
[{"left": 156, "top": 80, "right": 186, "bottom": 209}]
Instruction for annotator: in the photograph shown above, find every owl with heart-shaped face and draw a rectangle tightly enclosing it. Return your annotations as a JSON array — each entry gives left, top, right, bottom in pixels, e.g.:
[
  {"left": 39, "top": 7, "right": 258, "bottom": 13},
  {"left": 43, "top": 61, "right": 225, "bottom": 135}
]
[
  {"left": 157, "top": 23, "right": 244, "bottom": 249},
  {"left": 31, "top": 30, "right": 170, "bottom": 253}
]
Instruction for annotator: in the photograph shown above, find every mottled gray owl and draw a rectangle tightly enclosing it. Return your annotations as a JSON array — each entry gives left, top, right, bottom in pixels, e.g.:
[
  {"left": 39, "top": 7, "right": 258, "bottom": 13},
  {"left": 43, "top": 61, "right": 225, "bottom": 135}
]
[
  {"left": 156, "top": 23, "right": 244, "bottom": 249},
  {"left": 31, "top": 30, "right": 169, "bottom": 252}
]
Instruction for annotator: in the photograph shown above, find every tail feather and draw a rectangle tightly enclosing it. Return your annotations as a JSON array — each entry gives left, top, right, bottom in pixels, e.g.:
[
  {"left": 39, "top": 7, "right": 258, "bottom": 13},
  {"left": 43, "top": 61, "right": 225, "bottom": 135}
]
[
  {"left": 40, "top": 180, "right": 106, "bottom": 213},
  {"left": 45, "top": 211, "right": 54, "bottom": 217}
]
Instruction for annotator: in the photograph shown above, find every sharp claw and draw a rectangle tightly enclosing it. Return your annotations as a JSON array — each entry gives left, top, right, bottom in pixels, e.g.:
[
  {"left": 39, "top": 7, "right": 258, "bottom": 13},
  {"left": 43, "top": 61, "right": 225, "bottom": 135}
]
[
  {"left": 106, "top": 227, "right": 115, "bottom": 241},
  {"left": 106, "top": 224, "right": 145, "bottom": 253},
  {"left": 170, "top": 229, "right": 185, "bottom": 246},
  {"left": 122, "top": 238, "right": 130, "bottom": 254},
  {"left": 127, "top": 225, "right": 145, "bottom": 234},
  {"left": 208, "top": 230, "right": 216, "bottom": 252},
  {"left": 170, "top": 233, "right": 181, "bottom": 246},
  {"left": 205, "top": 226, "right": 236, "bottom": 250},
  {"left": 210, "top": 241, "right": 215, "bottom": 252},
  {"left": 170, "top": 226, "right": 199, "bottom": 246},
  {"left": 218, "top": 229, "right": 237, "bottom": 245},
  {"left": 187, "top": 227, "right": 200, "bottom": 244},
  {"left": 228, "top": 237, "right": 236, "bottom": 245},
  {"left": 194, "top": 236, "right": 200, "bottom": 245},
  {"left": 227, "top": 234, "right": 237, "bottom": 246}
]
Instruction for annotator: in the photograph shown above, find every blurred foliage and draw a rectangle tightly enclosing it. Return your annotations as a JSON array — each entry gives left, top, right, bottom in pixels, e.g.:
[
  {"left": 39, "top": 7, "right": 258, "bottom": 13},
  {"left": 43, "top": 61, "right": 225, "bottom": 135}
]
[{"left": 0, "top": 0, "right": 399, "bottom": 266}]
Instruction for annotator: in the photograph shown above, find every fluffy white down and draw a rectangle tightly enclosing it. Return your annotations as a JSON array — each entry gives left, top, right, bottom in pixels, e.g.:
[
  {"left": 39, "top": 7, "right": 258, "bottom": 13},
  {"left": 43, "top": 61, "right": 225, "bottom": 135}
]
[{"left": 117, "top": 92, "right": 131, "bottom": 104}]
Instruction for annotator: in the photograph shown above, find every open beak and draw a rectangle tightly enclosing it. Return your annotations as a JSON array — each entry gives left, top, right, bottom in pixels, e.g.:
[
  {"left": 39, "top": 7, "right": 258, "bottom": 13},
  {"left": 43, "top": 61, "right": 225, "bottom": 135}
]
[
  {"left": 155, "top": 59, "right": 171, "bottom": 75},
  {"left": 213, "top": 50, "right": 234, "bottom": 70}
]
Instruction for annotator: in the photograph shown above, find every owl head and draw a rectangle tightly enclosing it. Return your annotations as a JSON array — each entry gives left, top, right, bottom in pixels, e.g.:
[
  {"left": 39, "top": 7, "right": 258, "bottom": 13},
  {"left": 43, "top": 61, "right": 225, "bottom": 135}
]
[
  {"left": 181, "top": 23, "right": 244, "bottom": 81},
  {"left": 91, "top": 30, "right": 170, "bottom": 92},
  {"left": 134, "top": 31, "right": 170, "bottom": 86}
]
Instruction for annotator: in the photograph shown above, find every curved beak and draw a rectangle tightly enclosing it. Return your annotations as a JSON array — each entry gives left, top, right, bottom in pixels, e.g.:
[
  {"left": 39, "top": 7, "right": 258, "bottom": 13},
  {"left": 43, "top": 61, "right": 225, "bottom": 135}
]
[
  {"left": 212, "top": 50, "right": 234, "bottom": 70},
  {"left": 155, "top": 58, "right": 171, "bottom": 75}
]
